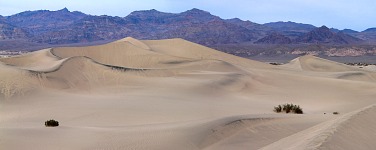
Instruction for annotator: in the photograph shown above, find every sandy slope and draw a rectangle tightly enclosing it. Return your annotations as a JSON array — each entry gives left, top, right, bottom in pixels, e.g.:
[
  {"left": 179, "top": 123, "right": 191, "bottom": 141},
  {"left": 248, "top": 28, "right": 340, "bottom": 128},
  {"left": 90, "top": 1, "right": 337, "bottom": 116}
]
[{"left": 1, "top": 37, "right": 376, "bottom": 150}]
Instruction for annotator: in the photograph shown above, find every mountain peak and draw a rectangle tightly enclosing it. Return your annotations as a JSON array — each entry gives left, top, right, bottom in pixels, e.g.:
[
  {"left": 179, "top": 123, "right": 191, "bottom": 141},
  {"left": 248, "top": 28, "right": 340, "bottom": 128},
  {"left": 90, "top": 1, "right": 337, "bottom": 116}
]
[
  {"left": 179, "top": 8, "right": 220, "bottom": 23},
  {"left": 319, "top": 25, "right": 329, "bottom": 30},
  {"left": 183, "top": 8, "right": 211, "bottom": 15},
  {"left": 59, "top": 7, "right": 70, "bottom": 12},
  {"left": 187, "top": 8, "right": 206, "bottom": 12},
  {"left": 143, "top": 9, "right": 161, "bottom": 13},
  {"left": 295, "top": 25, "right": 362, "bottom": 44},
  {"left": 226, "top": 18, "right": 252, "bottom": 23},
  {"left": 363, "top": 28, "right": 376, "bottom": 32},
  {"left": 229, "top": 18, "right": 242, "bottom": 21},
  {"left": 128, "top": 9, "right": 168, "bottom": 17}
]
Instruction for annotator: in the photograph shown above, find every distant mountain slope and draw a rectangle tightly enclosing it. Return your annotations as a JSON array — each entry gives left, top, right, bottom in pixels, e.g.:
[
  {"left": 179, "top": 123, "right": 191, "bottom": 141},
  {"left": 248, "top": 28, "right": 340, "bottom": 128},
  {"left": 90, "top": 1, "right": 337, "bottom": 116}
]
[
  {"left": 342, "top": 29, "right": 359, "bottom": 34},
  {"left": 34, "top": 15, "right": 129, "bottom": 44},
  {"left": 295, "top": 26, "right": 362, "bottom": 44},
  {"left": 1, "top": 8, "right": 374, "bottom": 46},
  {"left": 0, "top": 20, "right": 29, "bottom": 40},
  {"left": 254, "top": 32, "right": 291, "bottom": 44},
  {"left": 264, "top": 21, "right": 316, "bottom": 39},
  {"left": 225, "top": 18, "right": 273, "bottom": 38},
  {"left": 354, "top": 28, "right": 376, "bottom": 42},
  {"left": 30, "top": 8, "right": 258, "bottom": 45},
  {"left": 124, "top": 9, "right": 258, "bottom": 45},
  {"left": 6, "top": 8, "right": 87, "bottom": 34}
]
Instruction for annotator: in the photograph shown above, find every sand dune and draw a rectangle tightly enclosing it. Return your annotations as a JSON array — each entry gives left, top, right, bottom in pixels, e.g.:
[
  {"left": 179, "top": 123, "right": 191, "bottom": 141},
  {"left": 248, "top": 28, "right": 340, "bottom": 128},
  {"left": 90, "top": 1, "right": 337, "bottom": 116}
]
[
  {"left": 295, "top": 55, "right": 360, "bottom": 72},
  {"left": 282, "top": 55, "right": 376, "bottom": 83},
  {"left": 1, "top": 37, "right": 376, "bottom": 150},
  {"left": 259, "top": 104, "right": 376, "bottom": 150}
]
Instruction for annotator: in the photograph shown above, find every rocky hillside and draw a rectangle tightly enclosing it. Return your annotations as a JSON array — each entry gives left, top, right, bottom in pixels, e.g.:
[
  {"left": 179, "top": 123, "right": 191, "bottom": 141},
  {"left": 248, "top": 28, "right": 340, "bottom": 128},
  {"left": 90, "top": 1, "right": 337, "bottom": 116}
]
[
  {"left": 1, "top": 8, "right": 369, "bottom": 46},
  {"left": 254, "top": 32, "right": 292, "bottom": 44},
  {"left": 295, "top": 26, "right": 362, "bottom": 44},
  {"left": 122, "top": 8, "right": 257, "bottom": 45},
  {"left": 263, "top": 21, "right": 316, "bottom": 39},
  {"left": 6, "top": 8, "right": 86, "bottom": 34},
  {"left": 354, "top": 28, "right": 376, "bottom": 42},
  {"left": 225, "top": 18, "right": 273, "bottom": 38},
  {"left": 0, "top": 20, "right": 29, "bottom": 40}
]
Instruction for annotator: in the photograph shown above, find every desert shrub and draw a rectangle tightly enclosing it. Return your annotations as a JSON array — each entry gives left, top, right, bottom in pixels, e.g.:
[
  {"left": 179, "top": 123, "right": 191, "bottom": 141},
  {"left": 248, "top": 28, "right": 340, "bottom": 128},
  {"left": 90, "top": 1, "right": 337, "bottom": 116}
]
[
  {"left": 274, "top": 105, "right": 282, "bottom": 113},
  {"left": 293, "top": 105, "right": 303, "bottom": 114},
  {"left": 274, "top": 103, "right": 303, "bottom": 114},
  {"left": 269, "top": 62, "right": 282, "bottom": 65},
  {"left": 333, "top": 112, "right": 339, "bottom": 115},
  {"left": 45, "top": 119, "right": 59, "bottom": 127}
]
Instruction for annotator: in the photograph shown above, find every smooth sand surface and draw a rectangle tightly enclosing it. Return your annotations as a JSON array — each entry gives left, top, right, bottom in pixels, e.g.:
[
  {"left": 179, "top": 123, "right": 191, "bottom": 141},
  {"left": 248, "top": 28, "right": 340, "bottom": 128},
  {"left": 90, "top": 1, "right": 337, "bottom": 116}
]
[{"left": 1, "top": 37, "right": 376, "bottom": 150}]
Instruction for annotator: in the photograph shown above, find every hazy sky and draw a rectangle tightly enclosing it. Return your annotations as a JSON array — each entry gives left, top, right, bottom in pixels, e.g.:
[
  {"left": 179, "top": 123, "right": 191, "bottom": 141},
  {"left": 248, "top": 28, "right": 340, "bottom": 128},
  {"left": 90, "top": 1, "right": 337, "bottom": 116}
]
[{"left": 0, "top": 0, "right": 375, "bottom": 31}]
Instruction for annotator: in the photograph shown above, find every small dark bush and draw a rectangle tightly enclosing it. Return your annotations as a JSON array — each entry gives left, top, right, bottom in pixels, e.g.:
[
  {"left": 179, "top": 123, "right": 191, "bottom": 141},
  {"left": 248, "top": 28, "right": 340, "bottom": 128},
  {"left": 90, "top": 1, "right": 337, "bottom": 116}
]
[
  {"left": 274, "top": 105, "right": 282, "bottom": 113},
  {"left": 333, "top": 112, "right": 339, "bottom": 115},
  {"left": 274, "top": 103, "right": 303, "bottom": 114},
  {"left": 294, "top": 106, "right": 303, "bottom": 114},
  {"left": 269, "top": 62, "right": 282, "bottom": 65},
  {"left": 45, "top": 119, "right": 59, "bottom": 127}
]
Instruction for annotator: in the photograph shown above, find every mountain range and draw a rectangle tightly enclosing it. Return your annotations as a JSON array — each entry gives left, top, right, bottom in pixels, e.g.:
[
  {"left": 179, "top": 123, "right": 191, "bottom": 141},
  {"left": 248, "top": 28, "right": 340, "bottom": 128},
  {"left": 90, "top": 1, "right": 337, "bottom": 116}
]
[{"left": 1, "top": 8, "right": 376, "bottom": 58}]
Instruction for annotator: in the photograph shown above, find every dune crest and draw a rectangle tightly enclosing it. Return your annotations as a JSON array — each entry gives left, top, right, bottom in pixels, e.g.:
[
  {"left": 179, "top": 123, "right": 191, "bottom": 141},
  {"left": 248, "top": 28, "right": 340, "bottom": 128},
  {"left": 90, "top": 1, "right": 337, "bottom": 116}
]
[
  {"left": 114, "top": 37, "right": 151, "bottom": 50},
  {"left": 282, "top": 55, "right": 376, "bottom": 82}
]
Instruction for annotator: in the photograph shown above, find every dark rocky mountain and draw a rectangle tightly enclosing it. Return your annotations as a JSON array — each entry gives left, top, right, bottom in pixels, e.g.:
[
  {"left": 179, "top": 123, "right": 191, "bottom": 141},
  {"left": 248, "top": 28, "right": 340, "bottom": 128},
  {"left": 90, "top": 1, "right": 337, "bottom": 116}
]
[
  {"left": 363, "top": 28, "right": 376, "bottom": 32},
  {"left": 295, "top": 26, "right": 362, "bottom": 44},
  {"left": 254, "top": 32, "right": 291, "bottom": 44},
  {"left": 6, "top": 8, "right": 87, "bottom": 34},
  {"left": 264, "top": 21, "right": 316, "bottom": 39},
  {"left": 354, "top": 28, "right": 376, "bottom": 42},
  {"left": 0, "top": 8, "right": 371, "bottom": 46},
  {"left": 123, "top": 9, "right": 258, "bottom": 45},
  {"left": 0, "top": 20, "right": 29, "bottom": 40},
  {"left": 125, "top": 9, "right": 175, "bottom": 24},
  {"left": 43, "top": 8, "right": 257, "bottom": 45},
  {"left": 264, "top": 21, "right": 316, "bottom": 31},
  {"left": 342, "top": 29, "right": 359, "bottom": 34},
  {"left": 124, "top": 8, "right": 221, "bottom": 25},
  {"left": 34, "top": 15, "right": 130, "bottom": 44},
  {"left": 330, "top": 28, "right": 340, "bottom": 33},
  {"left": 225, "top": 18, "right": 273, "bottom": 38},
  {"left": 157, "top": 19, "right": 256, "bottom": 45}
]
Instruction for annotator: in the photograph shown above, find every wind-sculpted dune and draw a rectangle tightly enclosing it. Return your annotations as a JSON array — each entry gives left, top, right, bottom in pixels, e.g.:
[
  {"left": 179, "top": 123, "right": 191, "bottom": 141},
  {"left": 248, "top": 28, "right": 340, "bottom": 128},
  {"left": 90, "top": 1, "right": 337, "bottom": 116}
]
[{"left": 1, "top": 37, "right": 376, "bottom": 150}]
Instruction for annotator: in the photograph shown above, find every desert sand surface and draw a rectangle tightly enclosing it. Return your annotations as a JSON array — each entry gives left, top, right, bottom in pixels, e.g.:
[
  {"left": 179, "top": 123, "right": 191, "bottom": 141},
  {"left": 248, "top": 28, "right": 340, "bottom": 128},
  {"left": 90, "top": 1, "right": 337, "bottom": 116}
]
[{"left": 1, "top": 37, "right": 376, "bottom": 150}]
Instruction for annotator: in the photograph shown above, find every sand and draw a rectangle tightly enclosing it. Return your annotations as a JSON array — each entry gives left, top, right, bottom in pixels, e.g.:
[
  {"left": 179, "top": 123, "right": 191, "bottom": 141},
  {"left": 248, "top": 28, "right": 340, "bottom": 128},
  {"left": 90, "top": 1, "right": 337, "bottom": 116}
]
[{"left": 0, "top": 37, "right": 376, "bottom": 150}]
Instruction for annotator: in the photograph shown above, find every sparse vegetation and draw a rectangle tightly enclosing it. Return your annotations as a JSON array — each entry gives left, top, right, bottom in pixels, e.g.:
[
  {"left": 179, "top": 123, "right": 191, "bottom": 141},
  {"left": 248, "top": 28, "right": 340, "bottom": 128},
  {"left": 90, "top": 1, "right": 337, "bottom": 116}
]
[
  {"left": 269, "top": 62, "right": 283, "bottom": 65},
  {"left": 333, "top": 112, "right": 339, "bottom": 115},
  {"left": 274, "top": 103, "right": 303, "bottom": 114},
  {"left": 45, "top": 119, "right": 59, "bottom": 127},
  {"left": 345, "top": 62, "right": 376, "bottom": 66},
  {"left": 274, "top": 105, "right": 282, "bottom": 113}
]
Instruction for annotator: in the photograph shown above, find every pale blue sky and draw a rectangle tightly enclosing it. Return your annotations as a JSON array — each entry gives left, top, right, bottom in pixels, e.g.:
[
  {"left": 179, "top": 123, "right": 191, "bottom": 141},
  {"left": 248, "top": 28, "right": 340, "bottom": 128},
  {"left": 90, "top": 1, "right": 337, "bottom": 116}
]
[{"left": 0, "top": 0, "right": 375, "bottom": 31}]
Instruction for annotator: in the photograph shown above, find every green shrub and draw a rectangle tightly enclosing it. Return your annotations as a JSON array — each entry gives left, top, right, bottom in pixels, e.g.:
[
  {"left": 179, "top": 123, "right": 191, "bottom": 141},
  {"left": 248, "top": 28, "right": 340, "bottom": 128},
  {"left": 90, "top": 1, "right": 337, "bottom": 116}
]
[
  {"left": 274, "top": 103, "right": 303, "bottom": 114},
  {"left": 45, "top": 119, "right": 59, "bottom": 127}
]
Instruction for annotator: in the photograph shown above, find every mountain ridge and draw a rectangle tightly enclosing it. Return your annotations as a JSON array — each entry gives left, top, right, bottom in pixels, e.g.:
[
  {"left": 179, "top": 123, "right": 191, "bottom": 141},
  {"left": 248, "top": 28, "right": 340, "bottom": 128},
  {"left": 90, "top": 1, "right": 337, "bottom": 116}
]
[
  {"left": 1, "top": 8, "right": 376, "bottom": 58},
  {"left": 2, "top": 8, "right": 373, "bottom": 44}
]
